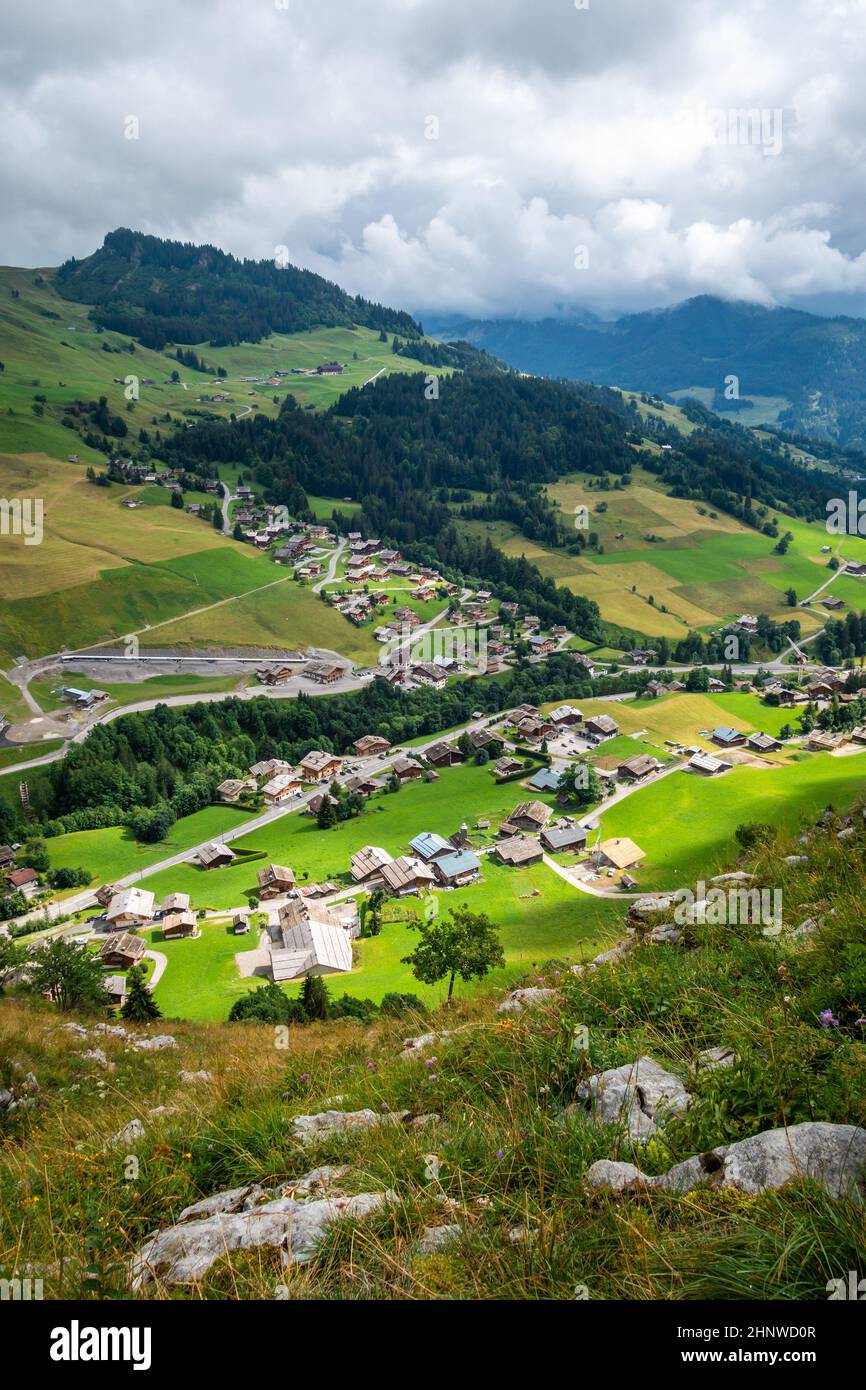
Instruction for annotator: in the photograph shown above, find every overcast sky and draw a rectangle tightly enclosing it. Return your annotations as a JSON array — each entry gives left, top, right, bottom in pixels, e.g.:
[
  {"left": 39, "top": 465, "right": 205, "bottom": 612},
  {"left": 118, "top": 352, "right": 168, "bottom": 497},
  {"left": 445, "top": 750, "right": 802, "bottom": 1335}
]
[{"left": 4, "top": 0, "right": 866, "bottom": 319}]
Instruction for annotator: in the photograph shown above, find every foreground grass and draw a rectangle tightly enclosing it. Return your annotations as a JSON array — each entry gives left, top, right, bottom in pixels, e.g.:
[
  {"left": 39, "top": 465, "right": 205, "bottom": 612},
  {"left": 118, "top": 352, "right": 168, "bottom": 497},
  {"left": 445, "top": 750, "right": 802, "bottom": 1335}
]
[{"left": 2, "top": 806, "right": 866, "bottom": 1300}]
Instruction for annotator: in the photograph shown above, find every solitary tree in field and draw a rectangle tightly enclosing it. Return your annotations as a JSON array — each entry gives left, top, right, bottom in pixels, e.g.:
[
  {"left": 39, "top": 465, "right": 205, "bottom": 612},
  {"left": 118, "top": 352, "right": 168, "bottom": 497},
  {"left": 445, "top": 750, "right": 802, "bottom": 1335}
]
[
  {"left": 28, "top": 939, "right": 109, "bottom": 1014},
  {"left": 121, "top": 965, "right": 161, "bottom": 1022},
  {"left": 402, "top": 907, "right": 504, "bottom": 1003}
]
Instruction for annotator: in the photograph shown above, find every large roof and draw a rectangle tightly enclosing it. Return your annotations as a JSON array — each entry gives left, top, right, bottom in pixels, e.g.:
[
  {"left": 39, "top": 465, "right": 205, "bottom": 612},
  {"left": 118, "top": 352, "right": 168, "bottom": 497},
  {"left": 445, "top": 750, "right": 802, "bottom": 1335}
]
[
  {"left": 380, "top": 856, "right": 436, "bottom": 892},
  {"left": 409, "top": 831, "right": 453, "bottom": 861},
  {"left": 598, "top": 837, "right": 645, "bottom": 870},
  {"left": 106, "top": 887, "right": 155, "bottom": 920},
  {"left": 350, "top": 845, "right": 393, "bottom": 881}
]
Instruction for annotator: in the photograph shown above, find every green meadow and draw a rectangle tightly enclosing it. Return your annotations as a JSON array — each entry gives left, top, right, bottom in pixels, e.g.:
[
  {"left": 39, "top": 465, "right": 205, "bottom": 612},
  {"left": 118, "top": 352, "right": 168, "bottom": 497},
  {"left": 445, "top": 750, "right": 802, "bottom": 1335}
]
[
  {"left": 598, "top": 749, "right": 866, "bottom": 890},
  {"left": 139, "top": 762, "right": 561, "bottom": 910},
  {"left": 147, "top": 861, "right": 621, "bottom": 1021},
  {"left": 44, "top": 804, "right": 256, "bottom": 887}
]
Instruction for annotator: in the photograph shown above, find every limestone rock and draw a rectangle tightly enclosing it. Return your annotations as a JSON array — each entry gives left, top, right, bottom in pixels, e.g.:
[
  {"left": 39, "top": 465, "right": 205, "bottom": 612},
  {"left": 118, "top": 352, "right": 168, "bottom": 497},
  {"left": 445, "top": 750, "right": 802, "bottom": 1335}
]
[
  {"left": 180, "top": 1070, "right": 212, "bottom": 1085},
  {"left": 130, "top": 1191, "right": 393, "bottom": 1289},
  {"left": 586, "top": 1122, "right": 866, "bottom": 1201},
  {"left": 417, "top": 1223, "right": 461, "bottom": 1255},
  {"left": 289, "top": 1108, "right": 407, "bottom": 1142},
  {"left": 574, "top": 1056, "right": 690, "bottom": 1139},
  {"left": 497, "top": 987, "right": 558, "bottom": 1016},
  {"left": 112, "top": 1118, "right": 145, "bottom": 1146},
  {"left": 696, "top": 1045, "right": 737, "bottom": 1072},
  {"left": 133, "top": 1035, "right": 177, "bottom": 1051}
]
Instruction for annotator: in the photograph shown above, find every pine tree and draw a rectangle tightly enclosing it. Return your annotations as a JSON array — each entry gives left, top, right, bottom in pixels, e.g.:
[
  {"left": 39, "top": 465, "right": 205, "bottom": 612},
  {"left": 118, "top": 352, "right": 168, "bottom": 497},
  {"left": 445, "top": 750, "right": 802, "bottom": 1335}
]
[
  {"left": 121, "top": 965, "right": 161, "bottom": 1022},
  {"left": 300, "top": 973, "right": 329, "bottom": 1020}
]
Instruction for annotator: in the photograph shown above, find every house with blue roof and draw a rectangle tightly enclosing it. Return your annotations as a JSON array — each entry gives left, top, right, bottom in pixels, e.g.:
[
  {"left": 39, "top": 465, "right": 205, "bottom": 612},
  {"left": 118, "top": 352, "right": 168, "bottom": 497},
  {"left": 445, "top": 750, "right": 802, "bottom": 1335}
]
[
  {"left": 528, "top": 767, "right": 561, "bottom": 793},
  {"left": 409, "top": 831, "right": 454, "bottom": 862},
  {"left": 432, "top": 849, "right": 482, "bottom": 887},
  {"left": 711, "top": 726, "right": 746, "bottom": 748}
]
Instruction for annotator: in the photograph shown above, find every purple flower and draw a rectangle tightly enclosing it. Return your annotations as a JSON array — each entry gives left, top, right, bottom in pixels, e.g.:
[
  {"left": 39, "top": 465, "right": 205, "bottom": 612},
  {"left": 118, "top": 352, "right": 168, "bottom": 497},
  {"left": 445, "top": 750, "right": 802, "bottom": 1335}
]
[
  {"left": 380, "top": 1102, "right": 389, "bottom": 1112},
  {"left": 496, "top": 1149, "right": 504, "bottom": 1160},
  {"left": 299, "top": 1073, "right": 310, "bottom": 1083},
  {"left": 366, "top": 1061, "right": 376, "bottom": 1071},
  {"left": 819, "top": 1009, "right": 840, "bottom": 1028},
  {"left": 855, "top": 1018, "right": 866, "bottom": 1028}
]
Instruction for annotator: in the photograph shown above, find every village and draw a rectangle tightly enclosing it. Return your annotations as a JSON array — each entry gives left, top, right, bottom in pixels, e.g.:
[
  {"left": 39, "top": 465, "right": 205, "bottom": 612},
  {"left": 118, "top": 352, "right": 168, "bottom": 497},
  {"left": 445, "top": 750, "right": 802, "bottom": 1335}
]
[{"left": 5, "top": 656, "right": 866, "bottom": 1015}]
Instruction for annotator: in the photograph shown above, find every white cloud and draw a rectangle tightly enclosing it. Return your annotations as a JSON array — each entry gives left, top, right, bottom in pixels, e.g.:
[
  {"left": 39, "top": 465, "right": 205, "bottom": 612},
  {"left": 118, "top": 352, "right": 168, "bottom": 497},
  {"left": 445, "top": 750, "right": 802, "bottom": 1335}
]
[{"left": 3, "top": 0, "right": 866, "bottom": 317}]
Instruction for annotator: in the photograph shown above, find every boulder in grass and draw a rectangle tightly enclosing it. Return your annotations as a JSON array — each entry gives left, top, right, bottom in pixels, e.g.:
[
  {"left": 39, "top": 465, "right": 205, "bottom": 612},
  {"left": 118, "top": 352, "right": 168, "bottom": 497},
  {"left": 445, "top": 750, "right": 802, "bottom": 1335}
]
[
  {"left": 574, "top": 1056, "right": 691, "bottom": 1139},
  {"left": 586, "top": 1123, "right": 866, "bottom": 1201}
]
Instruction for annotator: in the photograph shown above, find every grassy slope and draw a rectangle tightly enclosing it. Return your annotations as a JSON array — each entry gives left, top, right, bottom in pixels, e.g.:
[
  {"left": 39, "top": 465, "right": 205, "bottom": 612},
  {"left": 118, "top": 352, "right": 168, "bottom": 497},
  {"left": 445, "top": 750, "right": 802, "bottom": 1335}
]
[
  {"left": 460, "top": 467, "right": 866, "bottom": 643},
  {"left": 598, "top": 749, "right": 866, "bottom": 889},
  {"left": 2, "top": 816, "right": 865, "bottom": 1301},
  {"left": 0, "top": 266, "right": 439, "bottom": 665}
]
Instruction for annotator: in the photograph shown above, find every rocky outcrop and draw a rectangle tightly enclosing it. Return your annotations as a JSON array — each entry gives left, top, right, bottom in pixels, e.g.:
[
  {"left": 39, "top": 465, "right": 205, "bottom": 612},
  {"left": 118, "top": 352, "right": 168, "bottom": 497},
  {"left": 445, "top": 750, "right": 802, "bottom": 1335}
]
[
  {"left": 130, "top": 1184, "right": 394, "bottom": 1289},
  {"left": 132, "top": 1035, "right": 177, "bottom": 1051},
  {"left": 586, "top": 1122, "right": 866, "bottom": 1200},
  {"left": 572, "top": 1056, "right": 691, "bottom": 1139}
]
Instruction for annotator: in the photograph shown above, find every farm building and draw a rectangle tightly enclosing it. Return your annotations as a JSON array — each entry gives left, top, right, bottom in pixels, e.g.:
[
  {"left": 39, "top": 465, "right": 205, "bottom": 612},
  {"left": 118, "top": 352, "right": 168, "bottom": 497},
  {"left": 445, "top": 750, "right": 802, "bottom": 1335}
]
[
  {"left": 98, "top": 931, "right": 146, "bottom": 969},
  {"left": 597, "top": 838, "right": 645, "bottom": 871},
  {"left": 617, "top": 754, "right": 662, "bottom": 782},
  {"left": 425, "top": 741, "right": 464, "bottom": 768},
  {"left": 380, "top": 856, "right": 437, "bottom": 895},
  {"left": 494, "top": 836, "right": 543, "bottom": 867},
  {"left": 509, "top": 800, "right": 553, "bottom": 832},
  {"left": 102, "top": 975, "right": 128, "bottom": 1008},
  {"left": 269, "top": 900, "right": 355, "bottom": 982},
  {"left": 711, "top": 726, "right": 746, "bottom": 748},
  {"left": 161, "top": 911, "right": 197, "bottom": 940},
  {"left": 528, "top": 767, "right": 561, "bottom": 793},
  {"left": 584, "top": 714, "right": 619, "bottom": 740},
  {"left": 161, "top": 892, "right": 191, "bottom": 915},
  {"left": 391, "top": 756, "right": 424, "bottom": 783},
  {"left": 217, "top": 777, "right": 257, "bottom": 803},
  {"left": 105, "top": 888, "right": 155, "bottom": 927},
  {"left": 687, "top": 752, "right": 728, "bottom": 776},
  {"left": 541, "top": 824, "right": 587, "bottom": 853},
  {"left": 432, "top": 850, "right": 482, "bottom": 887},
  {"left": 4, "top": 867, "right": 39, "bottom": 896},
  {"left": 747, "top": 732, "right": 782, "bottom": 753},
  {"left": 350, "top": 846, "right": 394, "bottom": 884},
  {"left": 549, "top": 705, "right": 582, "bottom": 728},
  {"left": 409, "top": 831, "right": 456, "bottom": 863},
  {"left": 198, "top": 843, "right": 236, "bottom": 870},
  {"left": 257, "top": 864, "right": 296, "bottom": 898}
]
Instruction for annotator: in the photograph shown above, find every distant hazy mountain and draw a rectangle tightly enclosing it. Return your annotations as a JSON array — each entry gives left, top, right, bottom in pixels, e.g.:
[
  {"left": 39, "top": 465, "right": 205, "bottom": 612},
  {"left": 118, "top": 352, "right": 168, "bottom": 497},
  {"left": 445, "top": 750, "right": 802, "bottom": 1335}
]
[{"left": 426, "top": 296, "right": 866, "bottom": 449}]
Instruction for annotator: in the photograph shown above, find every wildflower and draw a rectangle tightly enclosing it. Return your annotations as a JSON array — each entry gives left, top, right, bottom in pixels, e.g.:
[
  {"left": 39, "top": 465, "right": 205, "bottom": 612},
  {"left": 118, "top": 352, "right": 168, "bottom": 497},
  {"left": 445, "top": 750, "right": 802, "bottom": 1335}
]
[
  {"left": 496, "top": 1149, "right": 504, "bottom": 1160},
  {"left": 819, "top": 1008, "right": 840, "bottom": 1028},
  {"left": 428, "top": 1074, "right": 438, "bottom": 1082},
  {"left": 299, "top": 1073, "right": 310, "bottom": 1083},
  {"left": 366, "top": 1062, "right": 376, "bottom": 1071},
  {"left": 381, "top": 1102, "right": 389, "bottom": 1112}
]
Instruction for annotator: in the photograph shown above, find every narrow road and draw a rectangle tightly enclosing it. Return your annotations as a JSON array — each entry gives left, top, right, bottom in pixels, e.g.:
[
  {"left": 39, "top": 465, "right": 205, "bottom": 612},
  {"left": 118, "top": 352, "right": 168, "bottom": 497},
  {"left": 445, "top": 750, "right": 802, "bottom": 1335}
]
[
  {"left": 312, "top": 539, "right": 346, "bottom": 592},
  {"left": 220, "top": 482, "right": 236, "bottom": 532},
  {"left": 144, "top": 949, "right": 168, "bottom": 988}
]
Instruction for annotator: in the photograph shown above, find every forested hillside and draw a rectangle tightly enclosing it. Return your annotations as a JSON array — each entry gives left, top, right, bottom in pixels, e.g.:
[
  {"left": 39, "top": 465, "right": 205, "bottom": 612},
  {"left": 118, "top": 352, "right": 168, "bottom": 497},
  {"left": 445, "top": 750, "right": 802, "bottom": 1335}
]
[
  {"left": 428, "top": 296, "right": 866, "bottom": 449},
  {"left": 55, "top": 228, "right": 421, "bottom": 348}
]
